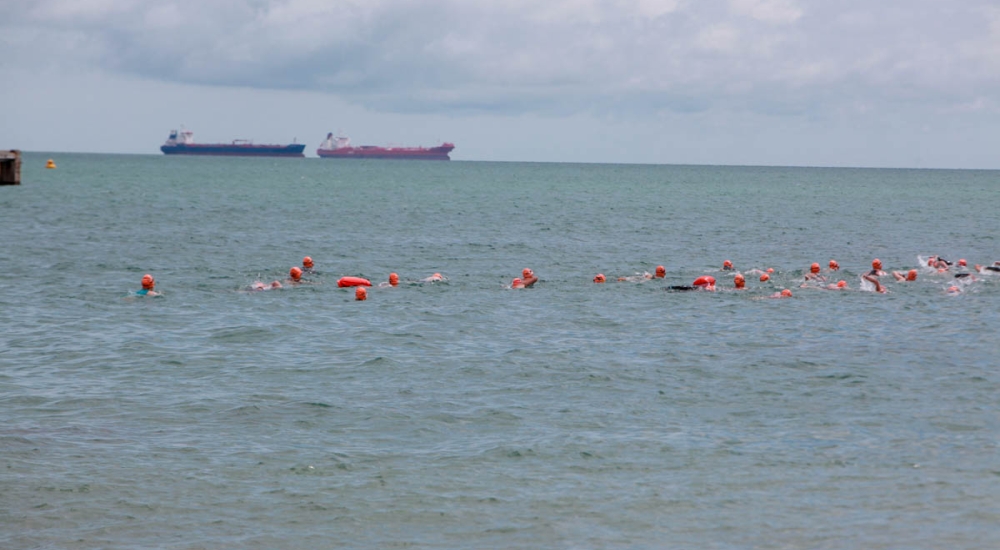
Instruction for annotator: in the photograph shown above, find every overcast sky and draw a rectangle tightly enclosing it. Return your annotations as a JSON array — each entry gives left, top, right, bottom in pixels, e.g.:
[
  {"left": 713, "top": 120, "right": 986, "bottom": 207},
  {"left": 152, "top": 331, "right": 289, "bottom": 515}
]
[{"left": 3, "top": 0, "right": 999, "bottom": 167}]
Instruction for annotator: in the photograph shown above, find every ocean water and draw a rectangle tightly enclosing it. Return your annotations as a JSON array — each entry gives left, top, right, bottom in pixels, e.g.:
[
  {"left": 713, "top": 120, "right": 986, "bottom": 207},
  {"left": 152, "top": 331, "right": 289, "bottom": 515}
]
[{"left": 2, "top": 153, "right": 999, "bottom": 549}]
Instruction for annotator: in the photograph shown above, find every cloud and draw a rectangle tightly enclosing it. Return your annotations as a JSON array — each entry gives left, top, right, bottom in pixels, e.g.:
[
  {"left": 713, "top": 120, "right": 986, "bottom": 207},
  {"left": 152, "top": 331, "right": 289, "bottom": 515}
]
[{"left": 4, "top": 0, "right": 1000, "bottom": 122}]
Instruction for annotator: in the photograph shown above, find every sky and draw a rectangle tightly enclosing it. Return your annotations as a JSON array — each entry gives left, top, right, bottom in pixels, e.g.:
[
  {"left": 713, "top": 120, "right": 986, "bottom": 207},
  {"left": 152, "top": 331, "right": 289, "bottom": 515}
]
[{"left": 2, "top": 0, "right": 1000, "bottom": 168}]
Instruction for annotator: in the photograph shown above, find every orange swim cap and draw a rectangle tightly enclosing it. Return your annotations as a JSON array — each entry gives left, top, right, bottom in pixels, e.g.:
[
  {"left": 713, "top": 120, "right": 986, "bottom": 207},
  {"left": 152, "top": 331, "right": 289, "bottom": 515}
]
[
  {"left": 723, "top": 260, "right": 733, "bottom": 269},
  {"left": 355, "top": 287, "right": 367, "bottom": 301},
  {"left": 907, "top": 269, "right": 917, "bottom": 281},
  {"left": 655, "top": 265, "right": 666, "bottom": 278},
  {"left": 760, "top": 273, "right": 770, "bottom": 282},
  {"left": 141, "top": 274, "right": 154, "bottom": 290},
  {"left": 829, "top": 260, "right": 839, "bottom": 270},
  {"left": 958, "top": 259, "right": 967, "bottom": 267},
  {"left": 781, "top": 289, "right": 792, "bottom": 297},
  {"left": 734, "top": 274, "right": 745, "bottom": 289},
  {"left": 948, "top": 285, "right": 960, "bottom": 293},
  {"left": 766, "top": 268, "right": 774, "bottom": 274},
  {"left": 290, "top": 267, "right": 302, "bottom": 281},
  {"left": 872, "top": 259, "right": 882, "bottom": 269},
  {"left": 837, "top": 280, "right": 847, "bottom": 288},
  {"left": 303, "top": 256, "right": 314, "bottom": 268},
  {"left": 810, "top": 263, "right": 820, "bottom": 274},
  {"left": 522, "top": 268, "right": 533, "bottom": 279},
  {"left": 593, "top": 273, "right": 606, "bottom": 283},
  {"left": 389, "top": 273, "right": 399, "bottom": 286},
  {"left": 512, "top": 277, "right": 523, "bottom": 288}
]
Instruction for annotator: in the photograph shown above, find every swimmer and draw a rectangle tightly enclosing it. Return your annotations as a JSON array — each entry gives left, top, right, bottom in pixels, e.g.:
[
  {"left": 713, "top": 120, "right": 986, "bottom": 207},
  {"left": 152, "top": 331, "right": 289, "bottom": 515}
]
[
  {"left": 867, "top": 259, "right": 887, "bottom": 278},
  {"left": 288, "top": 266, "right": 303, "bottom": 284},
  {"left": 521, "top": 268, "right": 538, "bottom": 288},
  {"left": 892, "top": 269, "right": 918, "bottom": 282},
  {"left": 249, "top": 280, "right": 283, "bottom": 291},
  {"left": 804, "top": 262, "right": 826, "bottom": 282},
  {"left": 654, "top": 265, "right": 666, "bottom": 278},
  {"left": 828, "top": 260, "right": 840, "bottom": 271},
  {"left": 378, "top": 272, "right": 401, "bottom": 288},
  {"left": 759, "top": 273, "right": 770, "bottom": 282},
  {"left": 733, "top": 273, "right": 746, "bottom": 290},
  {"left": 722, "top": 260, "right": 734, "bottom": 271},
  {"left": 511, "top": 277, "right": 525, "bottom": 289},
  {"left": 927, "top": 255, "right": 951, "bottom": 270},
  {"left": 982, "top": 261, "right": 1000, "bottom": 273},
  {"left": 302, "top": 256, "right": 315, "bottom": 273},
  {"left": 768, "top": 289, "right": 793, "bottom": 299},
  {"left": 824, "top": 280, "right": 848, "bottom": 290},
  {"left": 862, "top": 273, "right": 887, "bottom": 293},
  {"left": 421, "top": 272, "right": 447, "bottom": 283},
  {"left": 617, "top": 271, "right": 653, "bottom": 282},
  {"left": 692, "top": 275, "right": 716, "bottom": 291},
  {"left": 355, "top": 287, "right": 367, "bottom": 301},
  {"left": 947, "top": 285, "right": 962, "bottom": 295},
  {"left": 135, "top": 274, "right": 159, "bottom": 297},
  {"left": 594, "top": 273, "right": 606, "bottom": 283}
]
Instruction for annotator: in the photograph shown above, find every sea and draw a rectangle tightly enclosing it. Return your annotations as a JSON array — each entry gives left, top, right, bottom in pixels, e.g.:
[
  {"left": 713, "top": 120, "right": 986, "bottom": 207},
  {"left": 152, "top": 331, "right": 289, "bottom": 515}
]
[{"left": 3, "top": 152, "right": 998, "bottom": 549}]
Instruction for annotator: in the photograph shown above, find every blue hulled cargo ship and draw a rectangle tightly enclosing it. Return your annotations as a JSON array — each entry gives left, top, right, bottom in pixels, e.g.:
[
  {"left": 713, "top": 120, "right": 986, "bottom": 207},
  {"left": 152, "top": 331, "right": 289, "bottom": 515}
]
[{"left": 160, "top": 129, "right": 305, "bottom": 157}]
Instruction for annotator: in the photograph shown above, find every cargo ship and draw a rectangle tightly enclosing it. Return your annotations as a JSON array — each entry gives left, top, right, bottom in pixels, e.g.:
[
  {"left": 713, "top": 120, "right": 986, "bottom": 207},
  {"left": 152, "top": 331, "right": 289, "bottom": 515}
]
[
  {"left": 160, "top": 129, "right": 305, "bottom": 157},
  {"left": 316, "top": 133, "right": 454, "bottom": 160}
]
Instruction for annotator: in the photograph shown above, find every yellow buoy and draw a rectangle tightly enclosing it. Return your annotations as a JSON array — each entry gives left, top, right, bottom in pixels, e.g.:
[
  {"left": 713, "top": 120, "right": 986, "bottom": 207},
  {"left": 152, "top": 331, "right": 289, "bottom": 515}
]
[{"left": 45, "top": 159, "right": 56, "bottom": 169}]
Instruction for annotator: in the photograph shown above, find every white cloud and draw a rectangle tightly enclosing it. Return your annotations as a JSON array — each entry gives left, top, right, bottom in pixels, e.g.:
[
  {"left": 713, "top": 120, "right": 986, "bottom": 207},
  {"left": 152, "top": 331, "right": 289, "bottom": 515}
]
[
  {"left": 695, "top": 23, "right": 740, "bottom": 53},
  {"left": 3, "top": 0, "right": 1000, "bottom": 133},
  {"left": 730, "top": 0, "right": 803, "bottom": 24}
]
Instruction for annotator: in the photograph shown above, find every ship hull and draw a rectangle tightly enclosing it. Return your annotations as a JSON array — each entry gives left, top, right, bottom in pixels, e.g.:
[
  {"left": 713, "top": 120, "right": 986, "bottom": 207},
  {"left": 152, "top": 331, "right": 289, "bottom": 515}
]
[
  {"left": 316, "top": 145, "right": 453, "bottom": 160},
  {"left": 161, "top": 144, "right": 305, "bottom": 157}
]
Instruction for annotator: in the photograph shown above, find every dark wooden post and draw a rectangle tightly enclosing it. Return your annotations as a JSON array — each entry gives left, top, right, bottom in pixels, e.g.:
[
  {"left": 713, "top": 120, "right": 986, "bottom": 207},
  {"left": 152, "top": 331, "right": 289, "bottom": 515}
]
[{"left": 0, "top": 150, "right": 21, "bottom": 185}]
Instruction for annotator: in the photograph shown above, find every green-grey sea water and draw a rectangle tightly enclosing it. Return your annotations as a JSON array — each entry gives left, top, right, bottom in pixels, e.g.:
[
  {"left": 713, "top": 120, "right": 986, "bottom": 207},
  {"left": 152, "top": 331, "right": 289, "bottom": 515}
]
[{"left": 3, "top": 152, "right": 999, "bottom": 549}]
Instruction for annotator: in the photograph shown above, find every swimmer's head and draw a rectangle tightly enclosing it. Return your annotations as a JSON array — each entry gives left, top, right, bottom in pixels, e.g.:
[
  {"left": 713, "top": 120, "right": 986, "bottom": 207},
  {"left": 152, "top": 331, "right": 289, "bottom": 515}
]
[
  {"left": 872, "top": 259, "right": 882, "bottom": 270},
  {"left": 767, "top": 268, "right": 774, "bottom": 274},
  {"left": 141, "top": 274, "right": 155, "bottom": 290},
  {"left": 829, "top": 260, "right": 839, "bottom": 270},
  {"left": 303, "top": 256, "right": 314, "bottom": 268},
  {"left": 837, "top": 280, "right": 847, "bottom": 288},
  {"left": 781, "top": 289, "right": 793, "bottom": 298},
  {"left": 522, "top": 268, "right": 533, "bottom": 279},
  {"left": 593, "top": 273, "right": 606, "bottom": 283},
  {"left": 907, "top": 269, "right": 917, "bottom": 281},
  {"left": 810, "top": 262, "right": 820, "bottom": 274},
  {"left": 355, "top": 287, "right": 367, "bottom": 301},
  {"left": 958, "top": 259, "right": 967, "bottom": 267},
  {"left": 948, "top": 285, "right": 960, "bottom": 293},
  {"left": 734, "top": 274, "right": 745, "bottom": 289},
  {"left": 290, "top": 267, "right": 302, "bottom": 281},
  {"left": 760, "top": 273, "right": 770, "bottom": 282},
  {"left": 512, "top": 277, "right": 524, "bottom": 288},
  {"left": 655, "top": 265, "right": 666, "bottom": 278},
  {"left": 389, "top": 272, "right": 399, "bottom": 286},
  {"left": 270, "top": 281, "right": 282, "bottom": 289},
  {"left": 723, "top": 260, "right": 733, "bottom": 269}
]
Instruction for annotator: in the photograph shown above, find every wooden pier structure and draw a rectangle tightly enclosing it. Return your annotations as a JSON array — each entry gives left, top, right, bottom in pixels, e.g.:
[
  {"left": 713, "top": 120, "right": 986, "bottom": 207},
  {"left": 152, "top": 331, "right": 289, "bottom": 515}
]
[{"left": 1, "top": 150, "right": 21, "bottom": 185}]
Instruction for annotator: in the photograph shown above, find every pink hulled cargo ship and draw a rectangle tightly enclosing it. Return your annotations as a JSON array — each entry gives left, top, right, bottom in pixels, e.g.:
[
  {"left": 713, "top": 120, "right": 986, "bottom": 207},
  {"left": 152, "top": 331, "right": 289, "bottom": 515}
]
[{"left": 316, "top": 133, "right": 454, "bottom": 160}]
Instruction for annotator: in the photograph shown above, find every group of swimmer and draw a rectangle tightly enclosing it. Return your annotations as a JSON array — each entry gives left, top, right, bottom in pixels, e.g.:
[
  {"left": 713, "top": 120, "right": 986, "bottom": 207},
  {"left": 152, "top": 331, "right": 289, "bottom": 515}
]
[{"left": 133, "top": 254, "right": 999, "bottom": 300}]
